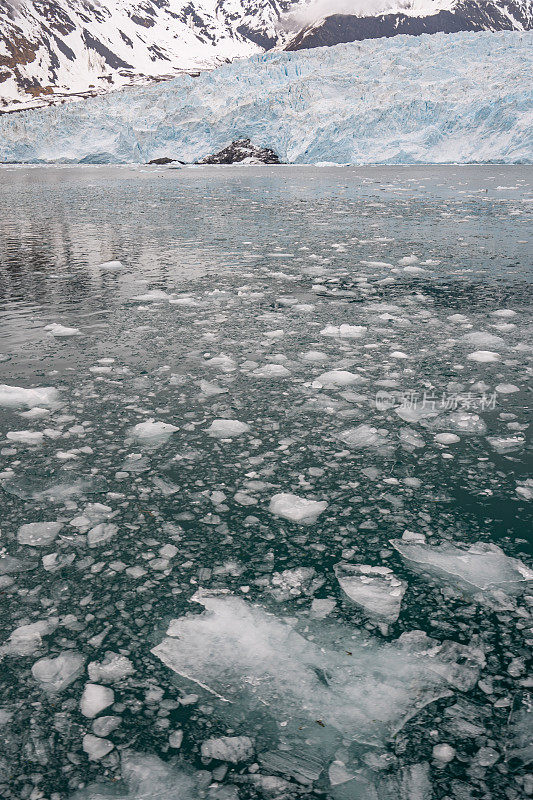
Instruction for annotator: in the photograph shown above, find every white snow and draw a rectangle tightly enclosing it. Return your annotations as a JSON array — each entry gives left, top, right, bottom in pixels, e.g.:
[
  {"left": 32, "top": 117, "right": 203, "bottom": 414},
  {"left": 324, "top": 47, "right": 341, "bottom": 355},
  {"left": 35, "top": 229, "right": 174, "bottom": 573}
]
[
  {"left": 206, "top": 419, "right": 250, "bottom": 437},
  {"left": 17, "top": 521, "right": 63, "bottom": 546},
  {"left": 80, "top": 683, "right": 115, "bottom": 718},
  {"left": 269, "top": 493, "right": 328, "bottom": 524}
]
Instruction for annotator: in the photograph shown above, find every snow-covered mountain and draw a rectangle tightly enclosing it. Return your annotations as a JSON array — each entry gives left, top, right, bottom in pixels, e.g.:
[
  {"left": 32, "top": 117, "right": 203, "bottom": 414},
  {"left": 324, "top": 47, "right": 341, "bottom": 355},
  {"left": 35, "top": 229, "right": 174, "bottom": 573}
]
[
  {"left": 284, "top": 0, "right": 532, "bottom": 50},
  {"left": 0, "top": 0, "right": 295, "bottom": 112},
  {"left": 1, "top": 32, "right": 531, "bottom": 164}
]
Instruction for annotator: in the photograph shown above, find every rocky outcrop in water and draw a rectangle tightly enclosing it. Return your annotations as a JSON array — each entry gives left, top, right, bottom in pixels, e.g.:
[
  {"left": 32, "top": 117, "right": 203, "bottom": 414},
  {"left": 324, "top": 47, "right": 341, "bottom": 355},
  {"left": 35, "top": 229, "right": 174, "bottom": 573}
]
[{"left": 198, "top": 139, "right": 281, "bottom": 165}]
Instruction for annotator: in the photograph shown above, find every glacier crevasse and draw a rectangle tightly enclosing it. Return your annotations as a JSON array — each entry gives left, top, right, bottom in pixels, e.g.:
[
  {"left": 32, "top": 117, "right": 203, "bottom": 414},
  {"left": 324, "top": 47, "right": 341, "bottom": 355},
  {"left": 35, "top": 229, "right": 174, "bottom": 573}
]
[{"left": 0, "top": 32, "right": 531, "bottom": 164}]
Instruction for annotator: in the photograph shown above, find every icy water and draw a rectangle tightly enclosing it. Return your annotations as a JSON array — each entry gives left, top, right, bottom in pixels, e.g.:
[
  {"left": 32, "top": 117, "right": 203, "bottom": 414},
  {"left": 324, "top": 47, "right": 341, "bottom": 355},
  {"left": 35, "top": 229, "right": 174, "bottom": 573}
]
[{"left": 0, "top": 165, "right": 531, "bottom": 800}]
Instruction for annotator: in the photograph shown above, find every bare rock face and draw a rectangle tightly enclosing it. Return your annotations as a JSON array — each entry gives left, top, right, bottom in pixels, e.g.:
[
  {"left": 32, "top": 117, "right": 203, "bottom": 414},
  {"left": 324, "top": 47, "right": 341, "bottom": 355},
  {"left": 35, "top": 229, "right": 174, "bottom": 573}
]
[{"left": 198, "top": 139, "right": 281, "bottom": 165}]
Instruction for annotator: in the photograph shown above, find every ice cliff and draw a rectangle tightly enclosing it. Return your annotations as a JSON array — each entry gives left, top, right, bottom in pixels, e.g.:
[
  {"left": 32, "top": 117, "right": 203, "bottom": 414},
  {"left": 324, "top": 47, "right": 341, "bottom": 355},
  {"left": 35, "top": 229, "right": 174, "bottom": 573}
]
[{"left": 0, "top": 31, "right": 531, "bottom": 164}]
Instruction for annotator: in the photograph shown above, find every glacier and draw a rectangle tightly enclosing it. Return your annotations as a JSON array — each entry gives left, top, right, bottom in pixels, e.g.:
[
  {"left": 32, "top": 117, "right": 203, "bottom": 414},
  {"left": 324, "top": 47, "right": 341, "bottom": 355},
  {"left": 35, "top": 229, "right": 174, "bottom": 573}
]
[{"left": 0, "top": 31, "right": 531, "bottom": 165}]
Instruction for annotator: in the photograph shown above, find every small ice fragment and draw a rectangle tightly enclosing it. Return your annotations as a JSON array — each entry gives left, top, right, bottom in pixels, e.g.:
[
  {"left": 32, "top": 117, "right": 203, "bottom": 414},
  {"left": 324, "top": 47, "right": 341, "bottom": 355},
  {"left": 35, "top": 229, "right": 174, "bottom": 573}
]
[
  {"left": 130, "top": 418, "right": 179, "bottom": 441},
  {"left": 201, "top": 735, "right": 254, "bottom": 763},
  {"left": 206, "top": 419, "right": 250, "bottom": 438},
  {"left": 80, "top": 683, "right": 115, "bottom": 718},
  {"left": 398, "top": 255, "right": 419, "bottom": 265},
  {"left": 132, "top": 290, "right": 171, "bottom": 301},
  {"left": 2, "top": 619, "right": 58, "bottom": 656},
  {"left": 462, "top": 331, "right": 504, "bottom": 348},
  {"left": 169, "top": 730, "right": 184, "bottom": 748},
  {"left": 0, "top": 385, "right": 59, "bottom": 409},
  {"left": 320, "top": 324, "right": 367, "bottom": 338},
  {"left": 44, "top": 323, "right": 81, "bottom": 337},
  {"left": 253, "top": 364, "right": 290, "bottom": 378},
  {"left": 6, "top": 430, "right": 44, "bottom": 445},
  {"left": 82, "top": 734, "right": 114, "bottom": 761},
  {"left": 434, "top": 433, "right": 460, "bottom": 444},
  {"left": 486, "top": 435, "right": 524, "bottom": 454},
  {"left": 338, "top": 424, "right": 387, "bottom": 448},
  {"left": 98, "top": 260, "right": 124, "bottom": 271},
  {"left": 32, "top": 652, "right": 85, "bottom": 693},
  {"left": 491, "top": 309, "right": 516, "bottom": 318},
  {"left": 467, "top": 351, "right": 500, "bottom": 362},
  {"left": 495, "top": 383, "right": 519, "bottom": 393},
  {"left": 93, "top": 716, "right": 121, "bottom": 736},
  {"left": 87, "top": 523, "right": 118, "bottom": 547},
  {"left": 313, "top": 370, "right": 361, "bottom": 387},
  {"left": 269, "top": 567, "right": 324, "bottom": 601},
  {"left": 334, "top": 562, "right": 407, "bottom": 623},
  {"left": 17, "top": 521, "right": 63, "bottom": 546},
  {"left": 88, "top": 653, "right": 135, "bottom": 683},
  {"left": 433, "top": 743, "right": 455, "bottom": 763},
  {"left": 269, "top": 493, "right": 327, "bottom": 524}
]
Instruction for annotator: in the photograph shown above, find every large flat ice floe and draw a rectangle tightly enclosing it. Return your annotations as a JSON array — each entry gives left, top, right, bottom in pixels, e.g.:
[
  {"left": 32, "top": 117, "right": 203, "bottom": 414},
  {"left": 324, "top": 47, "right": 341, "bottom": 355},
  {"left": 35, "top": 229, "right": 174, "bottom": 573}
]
[
  {"left": 391, "top": 540, "right": 533, "bottom": 598},
  {"left": 0, "top": 32, "right": 531, "bottom": 164},
  {"left": 152, "top": 593, "right": 484, "bottom": 763}
]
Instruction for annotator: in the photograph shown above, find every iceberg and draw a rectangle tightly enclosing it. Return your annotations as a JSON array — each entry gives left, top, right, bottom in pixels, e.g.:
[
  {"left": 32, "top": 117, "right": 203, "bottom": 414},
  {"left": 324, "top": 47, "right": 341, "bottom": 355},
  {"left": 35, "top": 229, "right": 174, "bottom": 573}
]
[{"left": 0, "top": 32, "right": 531, "bottom": 165}]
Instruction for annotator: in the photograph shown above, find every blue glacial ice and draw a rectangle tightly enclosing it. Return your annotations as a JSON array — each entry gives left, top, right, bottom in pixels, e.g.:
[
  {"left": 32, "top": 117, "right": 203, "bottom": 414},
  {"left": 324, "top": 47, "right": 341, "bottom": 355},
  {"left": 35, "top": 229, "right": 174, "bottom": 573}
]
[{"left": 0, "top": 31, "right": 531, "bottom": 165}]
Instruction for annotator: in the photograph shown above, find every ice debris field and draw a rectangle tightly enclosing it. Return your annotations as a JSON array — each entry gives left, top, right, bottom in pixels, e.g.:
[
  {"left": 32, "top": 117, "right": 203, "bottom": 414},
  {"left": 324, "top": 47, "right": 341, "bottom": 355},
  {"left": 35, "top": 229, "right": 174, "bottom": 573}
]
[
  {"left": 0, "top": 163, "right": 531, "bottom": 799},
  {"left": 0, "top": 31, "right": 532, "bottom": 165}
]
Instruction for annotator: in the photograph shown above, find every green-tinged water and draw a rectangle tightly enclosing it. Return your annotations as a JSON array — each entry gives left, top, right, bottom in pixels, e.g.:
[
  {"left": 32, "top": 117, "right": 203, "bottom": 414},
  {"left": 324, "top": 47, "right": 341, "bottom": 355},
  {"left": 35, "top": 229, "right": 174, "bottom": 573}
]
[{"left": 0, "top": 165, "right": 531, "bottom": 800}]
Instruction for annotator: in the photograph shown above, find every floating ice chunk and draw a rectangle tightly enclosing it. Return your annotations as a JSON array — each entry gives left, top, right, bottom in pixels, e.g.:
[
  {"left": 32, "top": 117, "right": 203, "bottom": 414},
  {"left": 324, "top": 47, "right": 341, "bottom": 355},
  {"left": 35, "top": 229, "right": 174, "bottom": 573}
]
[
  {"left": 253, "top": 364, "right": 290, "bottom": 378},
  {"left": 45, "top": 323, "right": 81, "bottom": 337},
  {"left": 491, "top": 309, "right": 517, "bottom": 318},
  {"left": 432, "top": 743, "right": 455, "bottom": 763},
  {"left": 495, "top": 383, "right": 519, "bottom": 393},
  {"left": 403, "top": 266, "right": 427, "bottom": 274},
  {"left": 391, "top": 540, "right": 533, "bottom": 595},
  {"left": 152, "top": 593, "right": 483, "bottom": 753},
  {"left": 269, "top": 493, "right": 327, "bottom": 524},
  {"left": 486, "top": 435, "right": 524, "bottom": 453},
  {"left": 334, "top": 562, "right": 407, "bottom": 624},
  {"left": 130, "top": 418, "right": 179, "bottom": 442},
  {"left": 205, "top": 354, "right": 237, "bottom": 372},
  {"left": 395, "top": 405, "right": 439, "bottom": 424},
  {"left": 98, "top": 259, "right": 124, "bottom": 271},
  {"left": 17, "top": 521, "right": 63, "bottom": 546},
  {"left": 448, "top": 314, "right": 470, "bottom": 323},
  {"left": 87, "top": 523, "right": 118, "bottom": 547},
  {"left": 70, "top": 503, "right": 113, "bottom": 531},
  {"left": 434, "top": 433, "right": 460, "bottom": 444},
  {"left": 132, "top": 290, "right": 172, "bottom": 301},
  {"left": 269, "top": 567, "right": 324, "bottom": 601},
  {"left": 516, "top": 479, "right": 533, "bottom": 501},
  {"left": 313, "top": 370, "right": 362, "bottom": 388},
  {"left": 71, "top": 751, "right": 198, "bottom": 800},
  {"left": 201, "top": 735, "right": 254, "bottom": 763},
  {"left": 311, "top": 598, "right": 337, "bottom": 618},
  {"left": 88, "top": 653, "right": 135, "bottom": 683},
  {"left": 6, "top": 430, "right": 44, "bottom": 445},
  {"left": 467, "top": 350, "right": 500, "bottom": 362},
  {"left": 82, "top": 733, "right": 114, "bottom": 761},
  {"left": 301, "top": 350, "right": 328, "bottom": 362},
  {"left": 338, "top": 424, "right": 388, "bottom": 449},
  {"left": 462, "top": 331, "right": 504, "bottom": 348},
  {"left": 80, "top": 683, "right": 115, "bottom": 718},
  {"left": 18, "top": 407, "right": 50, "bottom": 419},
  {"left": 398, "top": 255, "right": 419, "bottom": 265},
  {"left": 320, "top": 324, "right": 367, "bottom": 338},
  {"left": 0, "top": 384, "right": 59, "bottom": 409},
  {"left": 31, "top": 652, "right": 85, "bottom": 693},
  {"left": 390, "top": 350, "right": 409, "bottom": 359},
  {"left": 429, "top": 411, "right": 486, "bottom": 435},
  {"left": 399, "top": 428, "right": 425, "bottom": 448},
  {"left": 198, "top": 379, "right": 228, "bottom": 396},
  {"left": 2, "top": 618, "right": 58, "bottom": 656},
  {"left": 206, "top": 419, "right": 250, "bottom": 438}
]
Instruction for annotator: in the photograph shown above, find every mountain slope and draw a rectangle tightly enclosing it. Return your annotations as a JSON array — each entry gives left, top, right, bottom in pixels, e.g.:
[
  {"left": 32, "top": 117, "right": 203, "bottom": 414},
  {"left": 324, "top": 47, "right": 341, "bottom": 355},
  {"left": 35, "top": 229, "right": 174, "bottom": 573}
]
[
  {"left": 0, "top": 0, "right": 295, "bottom": 112},
  {"left": 284, "top": 0, "right": 532, "bottom": 50},
  {"left": 1, "top": 32, "right": 531, "bottom": 164}
]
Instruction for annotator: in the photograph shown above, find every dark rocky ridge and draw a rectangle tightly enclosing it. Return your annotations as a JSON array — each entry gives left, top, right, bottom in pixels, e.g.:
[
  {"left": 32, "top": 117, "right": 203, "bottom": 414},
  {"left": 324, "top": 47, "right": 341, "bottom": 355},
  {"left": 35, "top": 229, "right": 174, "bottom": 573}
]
[
  {"left": 285, "top": 0, "right": 532, "bottom": 50},
  {"left": 198, "top": 139, "right": 281, "bottom": 164}
]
